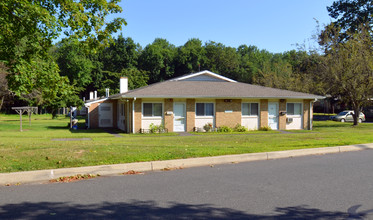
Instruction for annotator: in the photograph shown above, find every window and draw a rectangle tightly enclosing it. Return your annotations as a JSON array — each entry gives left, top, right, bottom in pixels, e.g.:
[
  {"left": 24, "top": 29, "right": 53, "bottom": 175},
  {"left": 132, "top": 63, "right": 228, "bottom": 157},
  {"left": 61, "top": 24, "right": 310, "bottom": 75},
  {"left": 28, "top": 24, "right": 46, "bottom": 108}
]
[
  {"left": 287, "top": 103, "right": 302, "bottom": 115},
  {"left": 196, "top": 103, "right": 214, "bottom": 116},
  {"left": 143, "top": 103, "right": 162, "bottom": 117},
  {"left": 242, "top": 103, "right": 259, "bottom": 116}
]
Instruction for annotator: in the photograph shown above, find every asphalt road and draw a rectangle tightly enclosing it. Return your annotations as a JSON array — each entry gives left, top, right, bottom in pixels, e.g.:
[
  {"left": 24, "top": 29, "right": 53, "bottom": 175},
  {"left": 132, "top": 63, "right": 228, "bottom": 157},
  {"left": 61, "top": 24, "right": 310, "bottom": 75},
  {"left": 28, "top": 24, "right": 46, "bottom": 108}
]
[{"left": 1, "top": 150, "right": 373, "bottom": 220}]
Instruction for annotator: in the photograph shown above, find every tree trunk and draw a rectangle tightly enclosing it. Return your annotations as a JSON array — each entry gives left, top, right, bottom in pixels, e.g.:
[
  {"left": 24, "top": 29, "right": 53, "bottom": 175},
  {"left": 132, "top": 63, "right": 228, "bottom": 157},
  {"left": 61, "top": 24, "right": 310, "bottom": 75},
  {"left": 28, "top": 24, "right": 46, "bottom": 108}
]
[
  {"left": 0, "top": 96, "right": 4, "bottom": 112},
  {"left": 51, "top": 109, "right": 57, "bottom": 119},
  {"left": 352, "top": 106, "right": 360, "bottom": 126}
]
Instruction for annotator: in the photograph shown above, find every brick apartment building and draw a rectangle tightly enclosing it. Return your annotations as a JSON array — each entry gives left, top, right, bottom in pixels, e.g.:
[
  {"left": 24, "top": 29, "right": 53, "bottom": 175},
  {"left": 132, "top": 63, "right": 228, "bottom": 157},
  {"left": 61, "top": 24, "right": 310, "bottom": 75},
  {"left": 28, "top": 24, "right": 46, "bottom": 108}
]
[{"left": 85, "top": 70, "right": 324, "bottom": 133}]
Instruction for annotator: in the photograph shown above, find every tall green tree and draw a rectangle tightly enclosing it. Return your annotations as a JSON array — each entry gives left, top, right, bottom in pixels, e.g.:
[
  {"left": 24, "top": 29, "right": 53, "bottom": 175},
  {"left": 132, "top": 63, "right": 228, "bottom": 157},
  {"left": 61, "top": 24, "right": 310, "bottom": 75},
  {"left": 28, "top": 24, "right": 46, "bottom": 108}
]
[
  {"left": 0, "top": 0, "right": 126, "bottom": 62},
  {"left": 94, "top": 68, "right": 148, "bottom": 95},
  {"left": 121, "top": 68, "right": 149, "bottom": 90},
  {"left": 253, "top": 55, "right": 294, "bottom": 90},
  {"left": 327, "top": 0, "right": 373, "bottom": 39},
  {"left": 174, "top": 38, "right": 206, "bottom": 76},
  {"left": 0, "top": 62, "right": 11, "bottom": 111},
  {"left": 236, "top": 45, "right": 273, "bottom": 83},
  {"left": 283, "top": 50, "right": 325, "bottom": 95},
  {"left": 1, "top": 0, "right": 125, "bottom": 112},
  {"left": 101, "top": 35, "right": 141, "bottom": 73},
  {"left": 55, "top": 38, "right": 94, "bottom": 91},
  {"left": 320, "top": 25, "right": 373, "bottom": 125},
  {"left": 204, "top": 41, "right": 240, "bottom": 79},
  {"left": 8, "top": 56, "right": 80, "bottom": 117},
  {"left": 138, "top": 38, "right": 176, "bottom": 83}
]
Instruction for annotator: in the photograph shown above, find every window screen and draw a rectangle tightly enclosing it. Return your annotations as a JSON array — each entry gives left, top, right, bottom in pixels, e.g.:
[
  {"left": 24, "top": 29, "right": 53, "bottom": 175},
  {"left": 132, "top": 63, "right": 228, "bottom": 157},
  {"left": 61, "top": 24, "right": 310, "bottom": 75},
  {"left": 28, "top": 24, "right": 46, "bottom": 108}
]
[
  {"left": 287, "top": 103, "right": 302, "bottom": 115},
  {"left": 143, "top": 103, "right": 152, "bottom": 117},
  {"left": 205, "top": 103, "right": 214, "bottom": 116},
  {"left": 153, "top": 103, "right": 162, "bottom": 117},
  {"left": 251, "top": 103, "right": 259, "bottom": 115},
  {"left": 143, "top": 103, "right": 162, "bottom": 117},
  {"left": 196, "top": 103, "right": 214, "bottom": 116},
  {"left": 196, "top": 103, "right": 205, "bottom": 116},
  {"left": 242, "top": 103, "right": 258, "bottom": 116}
]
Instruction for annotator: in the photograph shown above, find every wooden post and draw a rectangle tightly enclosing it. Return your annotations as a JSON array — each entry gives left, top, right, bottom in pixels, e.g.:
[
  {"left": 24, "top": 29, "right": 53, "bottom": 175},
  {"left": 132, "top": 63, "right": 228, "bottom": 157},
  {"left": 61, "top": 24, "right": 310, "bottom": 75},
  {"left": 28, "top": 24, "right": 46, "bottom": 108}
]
[
  {"left": 12, "top": 107, "right": 38, "bottom": 132},
  {"left": 19, "top": 110, "right": 23, "bottom": 132},
  {"left": 28, "top": 110, "right": 31, "bottom": 126},
  {"left": 14, "top": 109, "right": 24, "bottom": 132}
]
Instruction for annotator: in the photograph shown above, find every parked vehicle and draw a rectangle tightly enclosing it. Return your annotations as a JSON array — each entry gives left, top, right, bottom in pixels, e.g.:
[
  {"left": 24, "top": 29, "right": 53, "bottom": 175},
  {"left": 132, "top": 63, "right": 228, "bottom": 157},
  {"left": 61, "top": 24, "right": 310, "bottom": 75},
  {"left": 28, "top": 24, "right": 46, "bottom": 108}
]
[{"left": 330, "top": 110, "right": 366, "bottom": 123}]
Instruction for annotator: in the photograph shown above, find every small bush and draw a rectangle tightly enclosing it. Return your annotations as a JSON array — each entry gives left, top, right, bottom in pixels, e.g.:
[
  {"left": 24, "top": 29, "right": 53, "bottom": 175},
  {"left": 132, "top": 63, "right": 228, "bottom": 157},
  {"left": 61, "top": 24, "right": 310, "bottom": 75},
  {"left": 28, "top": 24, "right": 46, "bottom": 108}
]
[
  {"left": 218, "top": 125, "right": 233, "bottom": 133},
  {"left": 149, "top": 123, "right": 166, "bottom": 133},
  {"left": 234, "top": 124, "right": 247, "bottom": 132},
  {"left": 149, "top": 123, "right": 157, "bottom": 133},
  {"left": 259, "top": 126, "right": 272, "bottom": 131},
  {"left": 203, "top": 123, "right": 213, "bottom": 132}
]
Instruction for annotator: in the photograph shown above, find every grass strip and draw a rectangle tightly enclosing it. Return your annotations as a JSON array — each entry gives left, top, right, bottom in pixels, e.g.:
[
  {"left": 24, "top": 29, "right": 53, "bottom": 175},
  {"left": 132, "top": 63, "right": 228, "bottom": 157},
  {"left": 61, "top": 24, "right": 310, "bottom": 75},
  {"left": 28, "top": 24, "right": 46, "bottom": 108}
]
[{"left": 1, "top": 114, "right": 372, "bottom": 173}]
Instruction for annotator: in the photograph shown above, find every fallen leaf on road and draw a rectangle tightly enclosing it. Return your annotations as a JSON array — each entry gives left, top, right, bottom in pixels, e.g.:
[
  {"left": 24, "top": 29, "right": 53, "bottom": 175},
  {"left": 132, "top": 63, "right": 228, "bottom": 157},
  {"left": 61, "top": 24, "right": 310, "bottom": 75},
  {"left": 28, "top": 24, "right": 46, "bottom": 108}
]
[
  {"left": 161, "top": 166, "right": 184, "bottom": 171},
  {"left": 49, "top": 174, "right": 99, "bottom": 183},
  {"left": 123, "top": 170, "right": 144, "bottom": 175}
]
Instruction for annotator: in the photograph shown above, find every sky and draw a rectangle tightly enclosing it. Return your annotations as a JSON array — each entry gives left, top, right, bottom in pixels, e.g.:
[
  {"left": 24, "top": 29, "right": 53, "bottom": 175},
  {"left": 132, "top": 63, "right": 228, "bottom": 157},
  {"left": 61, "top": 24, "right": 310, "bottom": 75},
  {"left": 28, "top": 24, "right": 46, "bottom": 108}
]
[{"left": 110, "top": 0, "right": 336, "bottom": 53}]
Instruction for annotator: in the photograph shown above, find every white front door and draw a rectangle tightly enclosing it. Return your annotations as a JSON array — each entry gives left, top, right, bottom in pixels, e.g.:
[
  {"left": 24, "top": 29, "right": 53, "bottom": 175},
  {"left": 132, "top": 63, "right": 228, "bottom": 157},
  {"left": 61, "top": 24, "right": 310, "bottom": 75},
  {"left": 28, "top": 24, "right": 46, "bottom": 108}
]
[
  {"left": 99, "top": 103, "right": 113, "bottom": 127},
  {"left": 174, "top": 102, "right": 186, "bottom": 132},
  {"left": 268, "top": 102, "right": 278, "bottom": 130}
]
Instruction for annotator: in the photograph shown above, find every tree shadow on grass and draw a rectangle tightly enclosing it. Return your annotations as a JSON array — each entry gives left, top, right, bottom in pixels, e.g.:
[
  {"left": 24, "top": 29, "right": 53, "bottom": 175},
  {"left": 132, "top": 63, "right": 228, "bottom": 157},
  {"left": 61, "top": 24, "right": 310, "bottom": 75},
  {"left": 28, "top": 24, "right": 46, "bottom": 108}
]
[
  {"left": 46, "top": 124, "right": 122, "bottom": 135},
  {"left": 0, "top": 201, "right": 354, "bottom": 220},
  {"left": 313, "top": 123, "right": 355, "bottom": 128},
  {"left": 47, "top": 126, "right": 70, "bottom": 130}
]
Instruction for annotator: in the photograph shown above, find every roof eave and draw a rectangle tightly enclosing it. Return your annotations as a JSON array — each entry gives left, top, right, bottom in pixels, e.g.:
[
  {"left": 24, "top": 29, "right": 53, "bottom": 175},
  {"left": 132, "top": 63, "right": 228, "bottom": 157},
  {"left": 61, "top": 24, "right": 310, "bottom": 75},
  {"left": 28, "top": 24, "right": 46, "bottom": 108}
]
[
  {"left": 173, "top": 70, "right": 237, "bottom": 82},
  {"left": 84, "top": 97, "right": 109, "bottom": 105},
  {"left": 118, "top": 95, "right": 325, "bottom": 99}
]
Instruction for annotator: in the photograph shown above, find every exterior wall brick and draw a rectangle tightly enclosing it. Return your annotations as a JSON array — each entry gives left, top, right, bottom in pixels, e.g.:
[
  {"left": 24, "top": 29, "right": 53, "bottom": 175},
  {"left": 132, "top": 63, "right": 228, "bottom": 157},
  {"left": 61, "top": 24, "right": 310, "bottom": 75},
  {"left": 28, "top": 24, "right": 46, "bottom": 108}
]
[
  {"left": 279, "top": 100, "right": 286, "bottom": 130},
  {"left": 134, "top": 98, "right": 142, "bottom": 133},
  {"left": 186, "top": 99, "right": 195, "bottom": 132},
  {"left": 88, "top": 100, "right": 116, "bottom": 129},
  {"left": 164, "top": 99, "right": 174, "bottom": 132},
  {"left": 127, "top": 100, "right": 133, "bottom": 133},
  {"left": 260, "top": 99, "right": 268, "bottom": 128},
  {"left": 89, "top": 102, "right": 99, "bottom": 128},
  {"left": 89, "top": 97, "right": 313, "bottom": 132},
  {"left": 215, "top": 99, "right": 241, "bottom": 128},
  {"left": 303, "top": 100, "right": 310, "bottom": 130}
]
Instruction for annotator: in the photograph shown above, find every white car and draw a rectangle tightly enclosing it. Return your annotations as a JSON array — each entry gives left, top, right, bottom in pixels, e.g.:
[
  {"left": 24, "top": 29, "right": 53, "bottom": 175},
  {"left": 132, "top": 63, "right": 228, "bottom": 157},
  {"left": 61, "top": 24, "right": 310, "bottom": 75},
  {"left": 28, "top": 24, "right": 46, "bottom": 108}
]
[{"left": 330, "top": 110, "right": 366, "bottom": 123}]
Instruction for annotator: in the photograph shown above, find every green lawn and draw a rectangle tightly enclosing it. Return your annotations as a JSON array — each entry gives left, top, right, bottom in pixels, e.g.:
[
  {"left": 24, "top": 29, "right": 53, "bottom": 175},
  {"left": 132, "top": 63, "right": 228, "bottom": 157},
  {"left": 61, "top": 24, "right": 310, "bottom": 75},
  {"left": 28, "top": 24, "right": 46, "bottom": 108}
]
[{"left": 1, "top": 113, "right": 373, "bottom": 173}]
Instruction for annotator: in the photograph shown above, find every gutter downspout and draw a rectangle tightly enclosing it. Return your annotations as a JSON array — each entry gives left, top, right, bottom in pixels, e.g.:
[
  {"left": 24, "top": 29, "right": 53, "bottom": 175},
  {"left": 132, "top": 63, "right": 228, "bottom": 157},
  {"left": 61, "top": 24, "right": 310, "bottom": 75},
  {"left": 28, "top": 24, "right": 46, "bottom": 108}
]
[
  {"left": 132, "top": 97, "right": 136, "bottom": 134},
  {"left": 310, "top": 99, "right": 317, "bottom": 130},
  {"left": 85, "top": 104, "right": 90, "bottom": 129}
]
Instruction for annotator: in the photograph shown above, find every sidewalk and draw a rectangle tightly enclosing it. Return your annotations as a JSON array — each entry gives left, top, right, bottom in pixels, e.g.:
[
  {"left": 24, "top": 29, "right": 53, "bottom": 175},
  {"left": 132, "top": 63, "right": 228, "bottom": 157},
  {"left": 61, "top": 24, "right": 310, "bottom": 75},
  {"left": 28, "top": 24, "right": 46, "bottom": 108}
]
[{"left": 1, "top": 143, "right": 373, "bottom": 186}]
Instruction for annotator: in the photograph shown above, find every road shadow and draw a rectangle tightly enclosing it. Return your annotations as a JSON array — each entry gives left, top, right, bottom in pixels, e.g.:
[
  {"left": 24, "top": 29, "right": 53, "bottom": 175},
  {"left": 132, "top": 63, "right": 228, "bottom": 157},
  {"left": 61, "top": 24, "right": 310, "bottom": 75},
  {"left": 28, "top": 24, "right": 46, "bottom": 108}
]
[{"left": 0, "top": 201, "right": 353, "bottom": 220}]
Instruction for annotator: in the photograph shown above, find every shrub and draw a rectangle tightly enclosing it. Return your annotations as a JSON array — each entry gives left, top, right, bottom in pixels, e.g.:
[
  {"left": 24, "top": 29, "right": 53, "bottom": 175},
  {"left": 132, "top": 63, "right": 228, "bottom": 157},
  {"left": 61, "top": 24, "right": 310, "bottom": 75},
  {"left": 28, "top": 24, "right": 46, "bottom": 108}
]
[
  {"left": 203, "top": 123, "right": 213, "bottom": 132},
  {"left": 157, "top": 124, "right": 166, "bottom": 133},
  {"left": 218, "top": 125, "right": 233, "bottom": 132},
  {"left": 259, "top": 126, "right": 272, "bottom": 131},
  {"left": 149, "top": 123, "right": 158, "bottom": 133},
  {"left": 233, "top": 124, "right": 247, "bottom": 132},
  {"left": 149, "top": 123, "right": 166, "bottom": 133}
]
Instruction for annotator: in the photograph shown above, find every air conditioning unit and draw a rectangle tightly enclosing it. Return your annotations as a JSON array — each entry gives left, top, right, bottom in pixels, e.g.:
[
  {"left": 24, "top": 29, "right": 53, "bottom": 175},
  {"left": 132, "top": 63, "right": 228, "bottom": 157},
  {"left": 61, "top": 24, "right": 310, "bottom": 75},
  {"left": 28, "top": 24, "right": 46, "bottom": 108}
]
[{"left": 286, "top": 118, "right": 293, "bottom": 123}]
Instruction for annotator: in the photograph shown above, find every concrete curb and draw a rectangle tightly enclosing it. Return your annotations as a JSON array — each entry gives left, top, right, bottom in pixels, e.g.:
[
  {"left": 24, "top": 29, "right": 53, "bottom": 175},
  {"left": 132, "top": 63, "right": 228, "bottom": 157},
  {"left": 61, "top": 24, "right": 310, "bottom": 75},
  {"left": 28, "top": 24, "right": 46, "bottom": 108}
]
[{"left": 1, "top": 143, "right": 373, "bottom": 185}]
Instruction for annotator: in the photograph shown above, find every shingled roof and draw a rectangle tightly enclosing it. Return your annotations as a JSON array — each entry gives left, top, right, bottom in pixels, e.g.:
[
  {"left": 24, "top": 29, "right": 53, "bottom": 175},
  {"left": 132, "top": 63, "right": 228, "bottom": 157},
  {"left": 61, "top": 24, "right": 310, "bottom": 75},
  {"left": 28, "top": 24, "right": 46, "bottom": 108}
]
[{"left": 110, "top": 70, "right": 324, "bottom": 100}]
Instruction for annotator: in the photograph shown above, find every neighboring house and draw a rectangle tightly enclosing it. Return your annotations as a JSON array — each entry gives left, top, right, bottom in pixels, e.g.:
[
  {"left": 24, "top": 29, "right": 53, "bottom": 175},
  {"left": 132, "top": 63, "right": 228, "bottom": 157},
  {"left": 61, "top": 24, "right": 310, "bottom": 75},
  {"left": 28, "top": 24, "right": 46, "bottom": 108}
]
[{"left": 85, "top": 70, "right": 324, "bottom": 133}]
